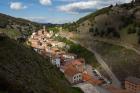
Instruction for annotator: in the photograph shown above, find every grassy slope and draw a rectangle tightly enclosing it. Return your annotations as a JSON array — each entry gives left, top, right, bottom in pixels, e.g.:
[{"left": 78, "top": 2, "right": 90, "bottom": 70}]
[
  {"left": 77, "top": 7, "right": 111, "bottom": 24},
  {"left": 0, "top": 28, "right": 21, "bottom": 39},
  {"left": 0, "top": 35, "right": 83, "bottom": 93},
  {"left": 94, "top": 41, "right": 140, "bottom": 81},
  {"left": 0, "top": 13, "right": 39, "bottom": 26},
  {"left": 0, "top": 13, "right": 42, "bottom": 38},
  {"left": 120, "top": 24, "right": 139, "bottom": 45}
]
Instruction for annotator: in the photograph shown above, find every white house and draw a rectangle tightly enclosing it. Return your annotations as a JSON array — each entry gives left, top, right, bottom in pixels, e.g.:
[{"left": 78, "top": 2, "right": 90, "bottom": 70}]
[
  {"left": 62, "top": 53, "right": 77, "bottom": 62},
  {"left": 62, "top": 53, "right": 77, "bottom": 59},
  {"left": 64, "top": 63, "right": 83, "bottom": 84},
  {"left": 52, "top": 57, "right": 61, "bottom": 68},
  {"left": 57, "top": 42, "right": 66, "bottom": 48},
  {"left": 63, "top": 59, "right": 85, "bottom": 84}
]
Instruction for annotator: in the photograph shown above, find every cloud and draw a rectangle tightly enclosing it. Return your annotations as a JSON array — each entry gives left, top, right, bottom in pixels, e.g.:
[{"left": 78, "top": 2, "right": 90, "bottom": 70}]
[
  {"left": 59, "top": 1, "right": 97, "bottom": 14},
  {"left": 58, "top": 0, "right": 132, "bottom": 14},
  {"left": 10, "top": 2, "right": 27, "bottom": 10},
  {"left": 39, "top": 0, "right": 52, "bottom": 5}
]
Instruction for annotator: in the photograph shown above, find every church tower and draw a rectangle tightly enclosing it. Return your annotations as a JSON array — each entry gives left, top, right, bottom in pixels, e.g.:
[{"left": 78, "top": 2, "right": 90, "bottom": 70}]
[{"left": 43, "top": 25, "right": 46, "bottom": 32}]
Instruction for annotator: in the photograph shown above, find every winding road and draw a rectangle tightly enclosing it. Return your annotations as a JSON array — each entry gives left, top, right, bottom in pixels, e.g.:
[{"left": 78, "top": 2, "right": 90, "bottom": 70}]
[
  {"left": 82, "top": 45, "right": 121, "bottom": 88},
  {"left": 59, "top": 33, "right": 121, "bottom": 88}
]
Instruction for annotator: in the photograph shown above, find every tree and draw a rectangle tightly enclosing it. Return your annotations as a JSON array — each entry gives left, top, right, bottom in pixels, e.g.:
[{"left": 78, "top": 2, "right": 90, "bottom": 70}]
[
  {"left": 0, "top": 19, "right": 8, "bottom": 28},
  {"left": 138, "top": 37, "right": 140, "bottom": 44},
  {"left": 127, "top": 26, "right": 136, "bottom": 34},
  {"left": 89, "top": 28, "right": 94, "bottom": 32}
]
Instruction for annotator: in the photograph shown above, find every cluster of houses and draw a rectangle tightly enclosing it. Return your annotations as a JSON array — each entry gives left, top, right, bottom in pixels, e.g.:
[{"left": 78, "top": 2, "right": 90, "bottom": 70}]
[
  {"left": 28, "top": 26, "right": 140, "bottom": 93},
  {"left": 28, "top": 26, "right": 104, "bottom": 85}
]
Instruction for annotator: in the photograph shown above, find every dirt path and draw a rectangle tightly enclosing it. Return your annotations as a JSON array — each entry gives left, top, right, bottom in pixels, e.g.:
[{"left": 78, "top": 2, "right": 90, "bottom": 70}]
[{"left": 59, "top": 34, "right": 121, "bottom": 88}]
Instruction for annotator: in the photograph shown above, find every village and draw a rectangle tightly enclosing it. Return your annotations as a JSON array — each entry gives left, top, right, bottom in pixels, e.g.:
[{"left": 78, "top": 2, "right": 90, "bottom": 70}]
[{"left": 28, "top": 26, "right": 140, "bottom": 93}]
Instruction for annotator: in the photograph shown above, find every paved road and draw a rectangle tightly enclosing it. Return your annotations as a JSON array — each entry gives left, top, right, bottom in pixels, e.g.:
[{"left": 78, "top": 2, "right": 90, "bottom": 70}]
[
  {"left": 59, "top": 34, "right": 121, "bottom": 88},
  {"left": 92, "top": 50, "right": 121, "bottom": 88},
  {"left": 83, "top": 45, "right": 121, "bottom": 88}
]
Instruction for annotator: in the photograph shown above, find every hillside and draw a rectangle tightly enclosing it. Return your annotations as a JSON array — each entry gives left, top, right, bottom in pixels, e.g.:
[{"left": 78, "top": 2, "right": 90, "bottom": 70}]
[
  {"left": 62, "top": 2, "right": 140, "bottom": 83},
  {"left": 68, "top": 2, "right": 140, "bottom": 48},
  {"left": 0, "top": 34, "right": 82, "bottom": 93},
  {"left": 92, "top": 40, "right": 140, "bottom": 82},
  {"left": 0, "top": 13, "right": 42, "bottom": 39}
]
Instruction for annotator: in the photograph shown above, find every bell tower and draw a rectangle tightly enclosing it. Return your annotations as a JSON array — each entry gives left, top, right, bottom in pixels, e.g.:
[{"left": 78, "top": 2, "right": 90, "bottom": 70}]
[{"left": 43, "top": 25, "right": 46, "bottom": 32}]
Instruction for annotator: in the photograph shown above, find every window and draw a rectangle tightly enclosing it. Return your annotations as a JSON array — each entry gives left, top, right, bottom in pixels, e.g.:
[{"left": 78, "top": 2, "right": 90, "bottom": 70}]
[{"left": 77, "top": 75, "right": 79, "bottom": 78}]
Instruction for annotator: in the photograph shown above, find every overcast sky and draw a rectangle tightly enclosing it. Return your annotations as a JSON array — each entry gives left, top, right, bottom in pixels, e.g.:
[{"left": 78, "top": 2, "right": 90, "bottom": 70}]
[{"left": 0, "top": 0, "right": 132, "bottom": 24}]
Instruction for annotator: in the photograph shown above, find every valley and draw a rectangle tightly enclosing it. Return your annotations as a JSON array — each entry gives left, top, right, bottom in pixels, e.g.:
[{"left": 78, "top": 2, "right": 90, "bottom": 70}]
[{"left": 0, "top": 0, "right": 140, "bottom": 93}]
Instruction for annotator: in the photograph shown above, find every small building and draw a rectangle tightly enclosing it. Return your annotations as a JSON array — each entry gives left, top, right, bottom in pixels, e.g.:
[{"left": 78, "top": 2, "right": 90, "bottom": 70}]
[
  {"left": 107, "top": 85, "right": 131, "bottom": 93},
  {"left": 63, "top": 59, "right": 85, "bottom": 84},
  {"left": 64, "top": 64, "right": 82, "bottom": 84},
  {"left": 83, "top": 72, "right": 103, "bottom": 85},
  {"left": 52, "top": 56, "right": 61, "bottom": 68},
  {"left": 61, "top": 53, "right": 77, "bottom": 63},
  {"left": 125, "top": 76, "right": 140, "bottom": 93},
  {"left": 62, "top": 53, "right": 77, "bottom": 59},
  {"left": 71, "top": 59, "right": 85, "bottom": 72},
  {"left": 57, "top": 42, "right": 66, "bottom": 48}
]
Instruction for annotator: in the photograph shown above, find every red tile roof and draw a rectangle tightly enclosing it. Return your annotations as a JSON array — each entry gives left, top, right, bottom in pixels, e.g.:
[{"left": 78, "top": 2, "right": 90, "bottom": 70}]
[
  {"left": 64, "top": 64, "right": 80, "bottom": 77},
  {"left": 71, "top": 59, "right": 85, "bottom": 65},
  {"left": 83, "top": 73, "right": 103, "bottom": 85},
  {"left": 83, "top": 73, "right": 91, "bottom": 81}
]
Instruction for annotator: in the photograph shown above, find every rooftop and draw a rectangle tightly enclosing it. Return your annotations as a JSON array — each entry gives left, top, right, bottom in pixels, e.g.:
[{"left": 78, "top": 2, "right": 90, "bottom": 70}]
[
  {"left": 64, "top": 64, "right": 80, "bottom": 77},
  {"left": 125, "top": 76, "right": 140, "bottom": 85},
  {"left": 71, "top": 59, "right": 85, "bottom": 65},
  {"left": 63, "top": 53, "right": 77, "bottom": 56}
]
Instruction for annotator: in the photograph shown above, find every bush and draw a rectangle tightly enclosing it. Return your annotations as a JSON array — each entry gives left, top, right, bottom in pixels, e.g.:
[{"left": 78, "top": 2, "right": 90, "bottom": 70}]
[
  {"left": 105, "top": 27, "right": 120, "bottom": 38},
  {"left": 100, "top": 30, "right": 105, "bottom": 37},
  {"left": 138, "top": 37, "right": 140, "bottom": 44},
  {"left": 0, "top": 20, "right": 8, "bottom": 28},
  {"left": 127, "top": 26, "right": 136, "bottom": 34},
  {"left": 89, "top": 28, "right": 94, "bottom": 32}
]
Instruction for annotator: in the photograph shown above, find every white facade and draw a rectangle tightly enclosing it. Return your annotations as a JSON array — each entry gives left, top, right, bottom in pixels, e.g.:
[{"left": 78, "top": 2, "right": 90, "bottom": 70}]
[
  {"left": 63, "top": 54, "right": 76, "bottom": 59},
  {"left": 52, "top": 58, "right": 61, "bottom": 68},
  {"left": 57, "top": 42, "right": 66, "bottom": 48},
  {"left": 73, "top": 73, "right": 82, "bottom": 83}
]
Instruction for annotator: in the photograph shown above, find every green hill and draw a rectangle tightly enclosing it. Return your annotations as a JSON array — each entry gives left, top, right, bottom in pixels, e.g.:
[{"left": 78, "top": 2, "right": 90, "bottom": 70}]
[
  {"left": 0, "top": 34, "right": 82, "bottom": 93},
  {"left": 0, "top": 13, "right": 42, "bottom": 39}
]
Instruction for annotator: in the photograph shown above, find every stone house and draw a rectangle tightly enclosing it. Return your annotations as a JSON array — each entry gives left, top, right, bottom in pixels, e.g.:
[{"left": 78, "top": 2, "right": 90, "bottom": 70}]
[{"left": 125, "top": 77, "right": 140, "bottom": 93}]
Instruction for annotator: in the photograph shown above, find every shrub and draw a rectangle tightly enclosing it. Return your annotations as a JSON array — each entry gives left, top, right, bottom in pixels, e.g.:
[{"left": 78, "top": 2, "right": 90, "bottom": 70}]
[
  {"left": 89, "top": 28, "right": 94, "bottom": 32},
  {"left": 138, "top": 37, "right": 140, "bottom": 44},
  {"left": 127, "top": 26, "right": 136, "bottom": 34}
]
